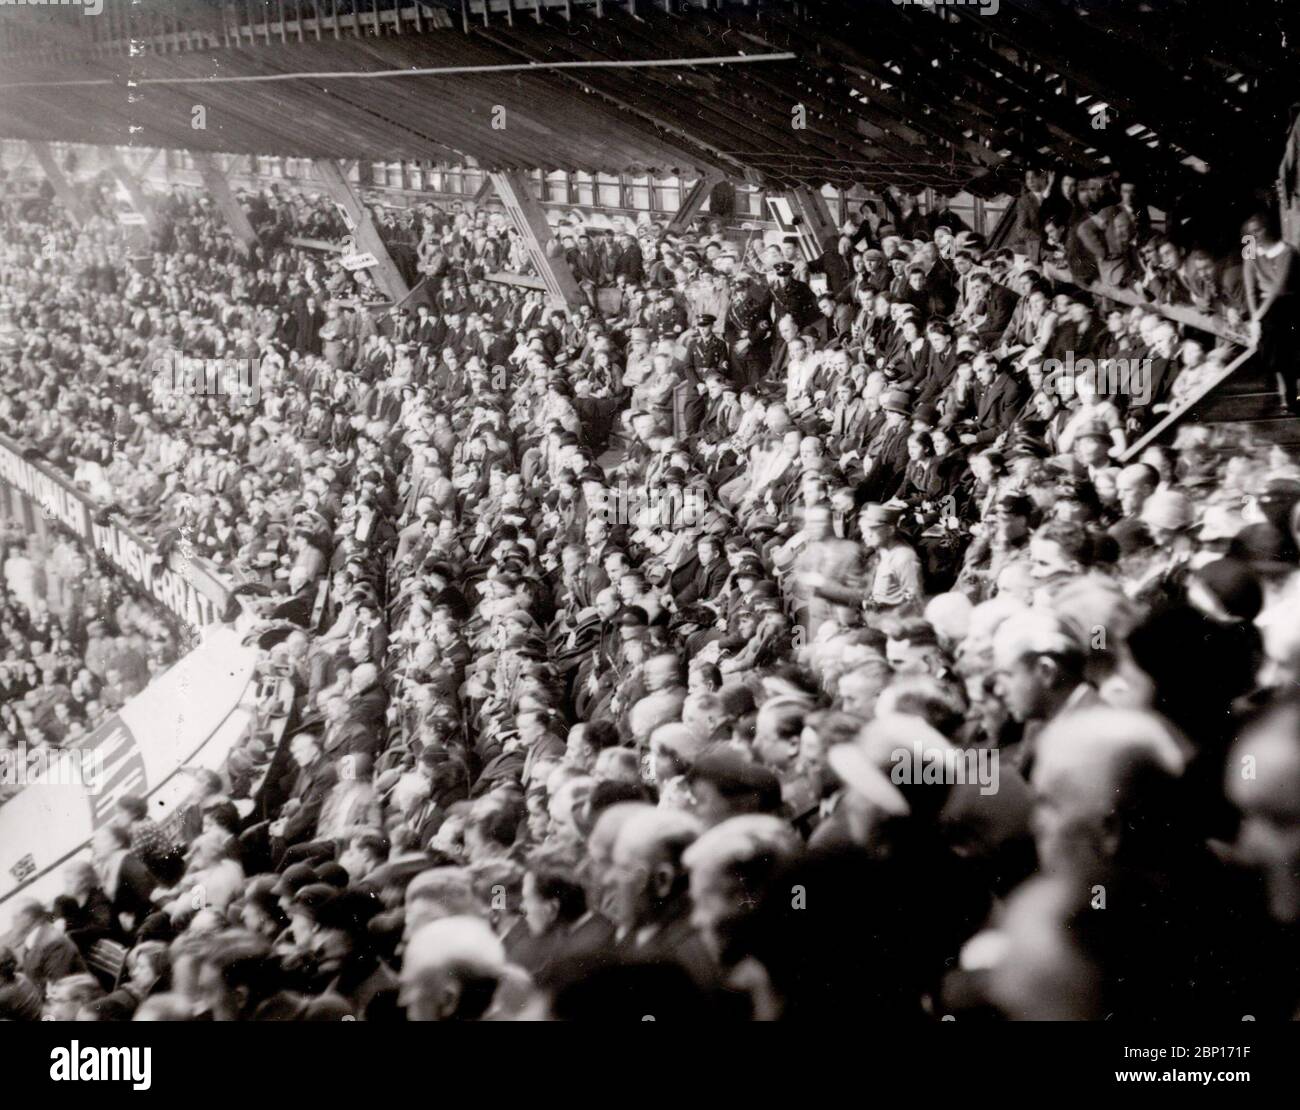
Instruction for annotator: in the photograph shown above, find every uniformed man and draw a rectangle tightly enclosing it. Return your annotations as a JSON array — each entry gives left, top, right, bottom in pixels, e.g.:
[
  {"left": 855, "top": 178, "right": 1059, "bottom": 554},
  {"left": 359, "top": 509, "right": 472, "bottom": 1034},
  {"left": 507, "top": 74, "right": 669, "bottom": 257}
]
[
  {"left": 644, "top": 286, "right": 687, "bottom": 344},
  {"left": 769, "top": 261, "right": 820, "bottom": 329},
  {"left": 683, "top": 314, "right": 729, "bottom": 379},
  {"left": 726, "top": 272, "right": 773, "bottom": 386}
]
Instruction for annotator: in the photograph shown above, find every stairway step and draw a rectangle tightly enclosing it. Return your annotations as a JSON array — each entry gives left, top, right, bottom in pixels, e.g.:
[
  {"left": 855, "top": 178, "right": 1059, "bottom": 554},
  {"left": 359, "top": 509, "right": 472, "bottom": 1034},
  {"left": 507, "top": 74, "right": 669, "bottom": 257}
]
[
  {"left": 1197, "top": 391, "right": 1286, "bottom": 421},
  {"left": 1224, "top": 416, "right": 1300, "bottom": 446},
  {"left": 1215, "top": 368, "right": 1276, "bottom": 395}
]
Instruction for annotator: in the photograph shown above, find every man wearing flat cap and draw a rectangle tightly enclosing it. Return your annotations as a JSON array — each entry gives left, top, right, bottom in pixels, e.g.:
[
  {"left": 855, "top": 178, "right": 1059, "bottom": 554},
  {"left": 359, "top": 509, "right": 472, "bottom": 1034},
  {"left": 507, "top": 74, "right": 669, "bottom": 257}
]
[{"left": 859, "top": 247, "right": 893, "bottom": 296}]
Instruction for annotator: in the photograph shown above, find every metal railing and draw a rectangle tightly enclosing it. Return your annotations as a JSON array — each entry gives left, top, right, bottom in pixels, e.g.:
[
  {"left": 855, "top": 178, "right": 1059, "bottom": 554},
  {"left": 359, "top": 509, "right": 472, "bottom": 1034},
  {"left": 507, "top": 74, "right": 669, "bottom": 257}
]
[
  {"left": 1081, "top": 279, "right": 1252, "bottom": 347},
  {"left": 1119, "top": 342, "right": 1260, "bottom": 462}
]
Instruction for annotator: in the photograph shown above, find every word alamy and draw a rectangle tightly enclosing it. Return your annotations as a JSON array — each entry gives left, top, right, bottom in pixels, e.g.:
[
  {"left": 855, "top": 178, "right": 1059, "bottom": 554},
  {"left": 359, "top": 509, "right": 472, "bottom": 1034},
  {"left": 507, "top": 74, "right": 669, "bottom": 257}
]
[
  {"left": 49, "top": 1044, "right": 151, "bottom": 1091},
  {"left": 152, "top": 348, "right": 261, "bottom": 405},
  {"left": 0, "top": 0, "right": 102, "bottom": 13},
  {"left": 599, "top": 483, "right": 709, "bottom": 531},
  {"left": 894, "top": 0, "right": 1000, "bottom": 13},
  {"left": 890, "top": 740, "right": 1000, "bottom": 797},
  {"left": 0, "top": 743, "right": 103, "bottom": 791},
  {"left": 1043, "top": 352, "right": 1153, "bottom": 405}
]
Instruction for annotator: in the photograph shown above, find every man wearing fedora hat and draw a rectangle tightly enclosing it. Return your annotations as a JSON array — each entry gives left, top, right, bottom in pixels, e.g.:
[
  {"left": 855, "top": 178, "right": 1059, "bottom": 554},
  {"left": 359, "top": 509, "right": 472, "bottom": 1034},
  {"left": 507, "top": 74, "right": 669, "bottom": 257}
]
[
  {"left": 859, "top": 388, "right": 913, "bottom": 502},
  {"left": 858, "top": 503, "right": 923, "bottom": 616}
]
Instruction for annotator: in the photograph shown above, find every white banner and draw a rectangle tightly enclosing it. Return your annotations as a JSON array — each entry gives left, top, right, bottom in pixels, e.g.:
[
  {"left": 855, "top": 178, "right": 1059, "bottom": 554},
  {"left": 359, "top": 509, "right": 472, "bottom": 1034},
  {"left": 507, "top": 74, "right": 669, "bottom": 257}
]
[
  {"left": 0, "top": 434, "right": 231, "bottom": 628},
  {"left": 340, "top": 251, "right": 379, "bottom": 271},
  {"left": 0, "top": 628, "right": 259, "bottom": 930}
]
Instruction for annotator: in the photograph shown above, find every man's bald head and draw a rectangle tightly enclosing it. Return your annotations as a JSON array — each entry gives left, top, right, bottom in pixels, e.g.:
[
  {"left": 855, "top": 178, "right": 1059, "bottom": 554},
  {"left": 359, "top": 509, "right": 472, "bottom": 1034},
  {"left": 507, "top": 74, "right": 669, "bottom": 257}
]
[{"left": 1031, "top": 707, "right": 1186, "bottom": 873}]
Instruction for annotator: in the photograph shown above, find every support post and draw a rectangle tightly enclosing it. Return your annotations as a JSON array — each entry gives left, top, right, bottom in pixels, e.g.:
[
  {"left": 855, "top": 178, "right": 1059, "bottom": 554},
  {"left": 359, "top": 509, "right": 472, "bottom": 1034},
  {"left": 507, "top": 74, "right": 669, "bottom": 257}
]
[
  {"left": 124, "top": 148, "right": 162, "bottom": 179},
  {"left": 1277, "top": 112, "right": 1300, "bottom": 249},
  {"left": 468, "top": 176, "right": 496, "bottom": 213},
  {"left": 311, "top": 158, "right": 410, "bottom": 303},
  {"left": 5, "top": 142, "right": 33, "bottom": 177},
  {"left": 194, "top": 151, "right": 260, "bottom": 252},
  {"left": 787, "top": 185, "right": 839, "bottom": 250},
  {"left": 665, "top": 171, "right": 724, "bottom": 235},
  {"left": 29, "top": 142, "right": 90, "bottom": 227},
  {"left": 107, "top": 148, "right": 161, "bottom": 237},
  {"left": 489, "top": 170, "right": 584, "bottom": 309}
]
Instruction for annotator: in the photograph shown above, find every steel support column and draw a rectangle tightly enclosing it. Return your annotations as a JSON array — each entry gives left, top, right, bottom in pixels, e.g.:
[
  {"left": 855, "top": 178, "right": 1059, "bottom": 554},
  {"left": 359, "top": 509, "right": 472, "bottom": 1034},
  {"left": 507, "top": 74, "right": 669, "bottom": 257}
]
[
  {"left": 194, "top": 152, "right": 260, "bottom": 252},
  {"left": 787, "top": 185, "right": 839, "bottom": 250},
  {"left": 489, "top": 170, "right": 584, "bottom": 309},
  {"left": 665, "top": 171, "right": 724, "bottom": 234},
  {"left": 28, "top": 142, "right": 90, "bottom": 227},
  {"left": 107, "top": 148, "right": 161, "bottom": 237},
  {"left": 311, "top": 159, "right": 410, "bottom": 303},
  {"left": 468, "top": 177, "right": 496, "bottom": 213}
]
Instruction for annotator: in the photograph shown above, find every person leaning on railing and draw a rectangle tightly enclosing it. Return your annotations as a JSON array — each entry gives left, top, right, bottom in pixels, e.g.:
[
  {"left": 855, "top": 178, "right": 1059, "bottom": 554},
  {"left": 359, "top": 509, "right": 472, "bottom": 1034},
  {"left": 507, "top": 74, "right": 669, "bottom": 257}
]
[{"left": 1242, "top": 209, "right": 1300, "bottom": 414}]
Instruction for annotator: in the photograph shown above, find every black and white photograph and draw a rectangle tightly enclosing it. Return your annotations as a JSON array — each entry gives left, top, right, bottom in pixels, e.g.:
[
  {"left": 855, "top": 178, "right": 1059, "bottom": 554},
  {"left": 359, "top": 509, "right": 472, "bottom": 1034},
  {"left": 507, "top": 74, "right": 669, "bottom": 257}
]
[{"left": 0, "top": 0, "right": 1296, "bottom": 1085}]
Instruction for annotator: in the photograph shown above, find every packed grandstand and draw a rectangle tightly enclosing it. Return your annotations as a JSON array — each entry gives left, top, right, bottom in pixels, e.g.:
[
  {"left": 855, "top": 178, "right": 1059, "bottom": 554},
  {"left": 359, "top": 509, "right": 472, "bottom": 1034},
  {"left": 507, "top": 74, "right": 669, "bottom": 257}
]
[{"left": 3, "top": 100, "right": 1300, "bottom": 1023}]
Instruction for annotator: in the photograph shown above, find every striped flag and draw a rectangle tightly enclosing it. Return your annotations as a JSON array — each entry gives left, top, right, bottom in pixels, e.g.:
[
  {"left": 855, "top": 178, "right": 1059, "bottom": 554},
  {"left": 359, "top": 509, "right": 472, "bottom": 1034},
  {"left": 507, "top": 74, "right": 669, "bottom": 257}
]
[{"left": 75, "top": 717, "right": 148, "bottom": 829}]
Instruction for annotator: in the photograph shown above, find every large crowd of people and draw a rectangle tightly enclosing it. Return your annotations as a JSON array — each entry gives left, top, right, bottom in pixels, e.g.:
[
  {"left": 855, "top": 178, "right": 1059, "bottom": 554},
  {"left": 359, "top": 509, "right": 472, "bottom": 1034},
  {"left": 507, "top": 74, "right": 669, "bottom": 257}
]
[
  {"left": 236, "top": 180, "right": 541, "bottom": 295},
  {"left": 1, "top": 162, "right": 1299, "bottom": 1023},
  {"left": 0, "top": 520, "right": 181, "bottom": 806}
]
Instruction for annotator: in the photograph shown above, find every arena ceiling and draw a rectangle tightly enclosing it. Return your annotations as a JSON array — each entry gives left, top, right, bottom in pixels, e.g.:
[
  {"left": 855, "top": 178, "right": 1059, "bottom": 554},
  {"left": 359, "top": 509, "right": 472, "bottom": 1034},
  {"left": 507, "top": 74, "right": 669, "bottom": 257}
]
[{"left": 0, "top": 0, "right": 1297, "bottom": 202}]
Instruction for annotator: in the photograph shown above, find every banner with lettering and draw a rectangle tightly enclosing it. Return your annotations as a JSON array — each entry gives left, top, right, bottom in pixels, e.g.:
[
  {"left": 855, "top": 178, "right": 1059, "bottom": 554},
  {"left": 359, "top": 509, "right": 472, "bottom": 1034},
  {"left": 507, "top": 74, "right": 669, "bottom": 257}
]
[{"left": 0, "top": 433, "right": 231, "bottom": 628}]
